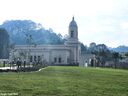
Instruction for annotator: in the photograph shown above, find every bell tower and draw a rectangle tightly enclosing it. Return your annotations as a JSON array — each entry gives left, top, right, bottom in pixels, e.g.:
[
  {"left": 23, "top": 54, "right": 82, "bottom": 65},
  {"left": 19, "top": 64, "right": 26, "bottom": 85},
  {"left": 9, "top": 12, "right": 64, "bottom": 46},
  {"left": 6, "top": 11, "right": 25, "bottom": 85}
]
[
  {"left": 69, "top": 16, "right": 78, "bottom": 40},
  {"left": 65, "top": 17, "right": 81, "bottom": 66}
]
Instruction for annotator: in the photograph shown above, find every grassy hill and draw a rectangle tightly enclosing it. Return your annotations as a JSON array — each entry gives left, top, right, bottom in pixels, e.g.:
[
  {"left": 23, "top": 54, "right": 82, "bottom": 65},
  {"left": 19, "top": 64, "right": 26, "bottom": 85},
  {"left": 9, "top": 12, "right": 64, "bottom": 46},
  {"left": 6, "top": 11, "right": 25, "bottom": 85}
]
[{"left": 0, "top": 66, "right": 128, "bottom": 96}]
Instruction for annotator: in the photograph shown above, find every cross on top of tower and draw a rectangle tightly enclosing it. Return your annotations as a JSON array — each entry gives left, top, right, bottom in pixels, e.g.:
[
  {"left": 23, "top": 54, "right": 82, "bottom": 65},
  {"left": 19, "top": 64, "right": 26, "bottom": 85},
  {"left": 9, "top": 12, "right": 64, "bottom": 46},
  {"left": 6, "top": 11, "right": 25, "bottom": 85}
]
[{"left": 72, "top": 16, "right": 74, "bottom": 21}]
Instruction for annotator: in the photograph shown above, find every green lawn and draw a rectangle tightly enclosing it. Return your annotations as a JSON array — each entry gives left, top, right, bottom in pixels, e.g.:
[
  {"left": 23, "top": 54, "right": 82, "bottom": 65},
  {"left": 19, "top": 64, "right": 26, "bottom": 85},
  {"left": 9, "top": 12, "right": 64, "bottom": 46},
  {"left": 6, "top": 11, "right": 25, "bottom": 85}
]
[{"left": 0, "top": 66, "right": 128, "bottom": 96}]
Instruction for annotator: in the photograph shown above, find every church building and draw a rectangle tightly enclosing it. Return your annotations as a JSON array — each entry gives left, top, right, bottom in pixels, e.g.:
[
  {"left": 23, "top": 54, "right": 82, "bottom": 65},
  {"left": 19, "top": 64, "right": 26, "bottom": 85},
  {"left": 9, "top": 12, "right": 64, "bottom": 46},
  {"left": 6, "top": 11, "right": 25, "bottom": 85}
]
[{"left": 9, "top": 17, "right": 81, "bottom": 66}]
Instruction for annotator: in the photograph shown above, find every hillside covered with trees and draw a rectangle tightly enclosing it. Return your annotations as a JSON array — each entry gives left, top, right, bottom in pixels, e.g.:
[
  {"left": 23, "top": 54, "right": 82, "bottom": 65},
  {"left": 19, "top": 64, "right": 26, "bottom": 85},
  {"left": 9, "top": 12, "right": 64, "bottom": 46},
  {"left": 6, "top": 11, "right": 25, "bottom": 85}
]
[{"left": 0, "top": 20, "right": 64, "bottom": 45}]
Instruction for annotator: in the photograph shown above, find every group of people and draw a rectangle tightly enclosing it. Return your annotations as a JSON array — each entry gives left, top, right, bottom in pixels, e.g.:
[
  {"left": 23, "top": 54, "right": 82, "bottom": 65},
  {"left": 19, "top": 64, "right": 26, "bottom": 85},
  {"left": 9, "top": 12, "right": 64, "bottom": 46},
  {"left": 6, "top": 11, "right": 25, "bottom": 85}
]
[{"left": 2, "top": 60, "right": 26, "bottom": 68}]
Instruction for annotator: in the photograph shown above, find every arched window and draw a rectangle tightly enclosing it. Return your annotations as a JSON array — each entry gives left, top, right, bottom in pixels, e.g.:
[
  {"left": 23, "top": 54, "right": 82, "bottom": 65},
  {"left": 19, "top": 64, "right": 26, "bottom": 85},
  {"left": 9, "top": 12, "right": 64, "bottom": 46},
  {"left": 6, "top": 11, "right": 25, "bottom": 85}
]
[
  {"left": 71, "top": 31, "right": 74, "bottom": 37},
  {"left": 58, "top": 57, "right": 61, "bottom": 63}
]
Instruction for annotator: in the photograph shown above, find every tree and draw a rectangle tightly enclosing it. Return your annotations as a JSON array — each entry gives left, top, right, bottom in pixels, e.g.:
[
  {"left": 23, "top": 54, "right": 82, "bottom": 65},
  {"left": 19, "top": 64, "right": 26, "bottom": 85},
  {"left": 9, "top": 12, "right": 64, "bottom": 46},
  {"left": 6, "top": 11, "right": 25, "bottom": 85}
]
[
  {"left": 25, "top": 34, "right": 33, "bottom": 66},
  {"left": 112, "top": 52, "right": 120, "bottom": 68},
  {"left": 93, "top": 44, "right": 110, "bottom": 67},
  {"left": 9, "top": 43, "right": 16, "bottom": 67},
  {"left": 125, "top": 52, "right": 128, "bottom": 57},
  {"left": 95, "top": 50, "right": 108, "bottom": 67},
  {"left": 0, "top": 28, "right": 9, "bottom": 59},
  {"left": 81, "top": 43, "right": 88, "bottom": 54}
]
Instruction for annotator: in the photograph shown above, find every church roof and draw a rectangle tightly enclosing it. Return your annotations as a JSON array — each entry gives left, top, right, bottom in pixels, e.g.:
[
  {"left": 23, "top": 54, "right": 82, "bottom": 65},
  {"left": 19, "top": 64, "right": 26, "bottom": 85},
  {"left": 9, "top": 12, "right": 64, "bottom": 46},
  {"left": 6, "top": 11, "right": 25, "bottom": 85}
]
[{"left": 69, "top": 17, "right": 77, "bottom": 27}]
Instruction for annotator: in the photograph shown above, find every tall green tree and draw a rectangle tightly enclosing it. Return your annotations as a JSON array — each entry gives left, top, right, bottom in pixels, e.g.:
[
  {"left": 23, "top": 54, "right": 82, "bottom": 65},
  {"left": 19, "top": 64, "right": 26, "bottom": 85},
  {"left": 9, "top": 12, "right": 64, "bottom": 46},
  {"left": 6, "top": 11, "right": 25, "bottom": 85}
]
[
  {"left": 0, "top": 28, "right": 9, "bottom": 59},
  {"left": 112, "top": 52, "right": 120, "bottom": 68}
]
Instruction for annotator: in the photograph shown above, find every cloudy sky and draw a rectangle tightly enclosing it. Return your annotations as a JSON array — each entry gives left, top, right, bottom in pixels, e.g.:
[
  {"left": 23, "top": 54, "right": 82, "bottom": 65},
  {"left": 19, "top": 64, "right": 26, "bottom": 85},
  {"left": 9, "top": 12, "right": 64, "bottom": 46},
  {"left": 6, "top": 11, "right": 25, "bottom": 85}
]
[{"left": 0, "top": 0, "right": 128, "bottom": 47}]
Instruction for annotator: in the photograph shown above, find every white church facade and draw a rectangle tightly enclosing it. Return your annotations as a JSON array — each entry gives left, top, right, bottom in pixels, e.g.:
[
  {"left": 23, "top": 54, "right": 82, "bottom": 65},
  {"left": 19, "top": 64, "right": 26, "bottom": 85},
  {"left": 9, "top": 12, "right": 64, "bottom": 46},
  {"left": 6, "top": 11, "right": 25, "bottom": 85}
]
[{"left": 9, "top": 17, "right": 81, "bottom": 66}]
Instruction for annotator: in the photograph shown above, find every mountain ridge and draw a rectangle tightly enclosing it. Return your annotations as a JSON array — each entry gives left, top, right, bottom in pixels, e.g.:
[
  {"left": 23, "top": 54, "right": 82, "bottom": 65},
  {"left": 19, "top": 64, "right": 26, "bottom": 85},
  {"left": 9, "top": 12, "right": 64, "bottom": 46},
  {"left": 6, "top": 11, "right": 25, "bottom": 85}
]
[
  {"left": 0, "top": 20, "right": 64, "bottom": 45},
  {"left": 109, "top": 45, "right": 128, "bottom": 52}
]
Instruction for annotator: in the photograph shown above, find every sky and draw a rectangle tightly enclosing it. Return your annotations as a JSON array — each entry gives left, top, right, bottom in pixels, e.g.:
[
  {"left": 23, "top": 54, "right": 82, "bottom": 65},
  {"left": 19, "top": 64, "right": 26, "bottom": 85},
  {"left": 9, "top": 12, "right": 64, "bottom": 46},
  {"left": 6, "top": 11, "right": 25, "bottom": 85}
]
[{"left": 0, "top": 0, "right": 128, "bottom": 47}]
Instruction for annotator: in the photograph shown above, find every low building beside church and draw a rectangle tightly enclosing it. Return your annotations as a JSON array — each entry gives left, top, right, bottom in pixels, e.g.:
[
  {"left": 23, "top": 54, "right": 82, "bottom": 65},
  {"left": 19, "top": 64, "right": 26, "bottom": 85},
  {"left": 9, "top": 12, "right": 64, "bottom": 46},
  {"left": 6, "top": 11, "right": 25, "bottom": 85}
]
[{"left": 9, "top": 17, "right": 81, "bottom": 66}]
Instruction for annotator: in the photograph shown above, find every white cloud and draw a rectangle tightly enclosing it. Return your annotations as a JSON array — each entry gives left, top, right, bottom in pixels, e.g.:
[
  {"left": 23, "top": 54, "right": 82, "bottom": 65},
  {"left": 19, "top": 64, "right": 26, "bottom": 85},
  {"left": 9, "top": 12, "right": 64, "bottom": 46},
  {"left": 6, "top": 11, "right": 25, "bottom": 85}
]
[{"left": 120, "top": 22, "right": 128, "bottom": 30}]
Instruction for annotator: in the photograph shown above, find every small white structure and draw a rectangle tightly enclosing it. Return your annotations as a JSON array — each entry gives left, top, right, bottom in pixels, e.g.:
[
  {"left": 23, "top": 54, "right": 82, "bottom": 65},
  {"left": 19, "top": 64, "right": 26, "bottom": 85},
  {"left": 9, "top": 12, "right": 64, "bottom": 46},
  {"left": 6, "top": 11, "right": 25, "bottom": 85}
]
[
  {"left": 79, "top": 54, "right": 95, "bottom": 67},
  {"left": 9, "top": 17, "right": 81, "bottom": 66}
]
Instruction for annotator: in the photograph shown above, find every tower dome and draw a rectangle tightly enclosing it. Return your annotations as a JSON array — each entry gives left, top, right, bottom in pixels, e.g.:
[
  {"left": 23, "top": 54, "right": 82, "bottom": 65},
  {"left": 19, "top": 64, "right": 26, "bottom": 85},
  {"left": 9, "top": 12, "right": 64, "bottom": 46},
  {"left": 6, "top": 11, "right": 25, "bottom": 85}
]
[
  {"left": 69, "top": 17, "right": 78, "bottom": 27},
  {"left": 68, "top": 17, "right": 78, "bottom": 39}
]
